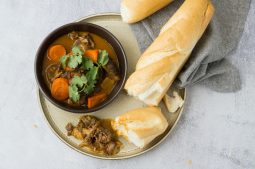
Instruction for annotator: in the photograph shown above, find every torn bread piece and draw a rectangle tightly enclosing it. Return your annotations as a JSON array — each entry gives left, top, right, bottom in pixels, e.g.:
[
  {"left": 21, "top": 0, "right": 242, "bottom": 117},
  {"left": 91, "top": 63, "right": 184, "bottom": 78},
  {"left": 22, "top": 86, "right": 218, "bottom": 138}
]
[
  {"left": 163, "top": 91, "right": 184, "bottom": 113},
  {"left": 111, "top": 107, "right": 168, "bottom": 148}
]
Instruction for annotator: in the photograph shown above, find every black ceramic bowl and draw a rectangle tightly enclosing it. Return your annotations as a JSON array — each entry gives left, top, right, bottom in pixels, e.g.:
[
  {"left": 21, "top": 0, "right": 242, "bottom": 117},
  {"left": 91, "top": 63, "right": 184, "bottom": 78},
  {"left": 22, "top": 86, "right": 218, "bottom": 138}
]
[{"left": 35, "top": 22, "right": 127, "bottom": 113}]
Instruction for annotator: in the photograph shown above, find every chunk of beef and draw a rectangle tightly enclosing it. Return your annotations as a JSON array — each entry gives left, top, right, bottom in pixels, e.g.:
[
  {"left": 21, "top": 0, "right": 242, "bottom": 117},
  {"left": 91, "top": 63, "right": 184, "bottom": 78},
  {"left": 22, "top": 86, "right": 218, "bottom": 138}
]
[
  {"left": 67, "top": 95, "right": 86, "bottom": 107},
  {"left": 105, "top": 141, "right": 120, "bottom": 155},
  {"left": 68, "top": 31, "right": 79, "bottom": 40},
  {"left": 80, "top": 115, "right": 100, "bottom": 128},
  {"left": 94, "top": 126, "right": 113, "bottom": 144},
  {"left": 65, "top": 123, "right": 73, "bottom": 136},
  {"left": 103, "top": 59, "right": 120, "bottom": 81},
  {"left": 66, "top": 115, "right": 121, "bottom": 155},
  {"left": 73, "top": 33, "right": 95, "bottom": 51}
]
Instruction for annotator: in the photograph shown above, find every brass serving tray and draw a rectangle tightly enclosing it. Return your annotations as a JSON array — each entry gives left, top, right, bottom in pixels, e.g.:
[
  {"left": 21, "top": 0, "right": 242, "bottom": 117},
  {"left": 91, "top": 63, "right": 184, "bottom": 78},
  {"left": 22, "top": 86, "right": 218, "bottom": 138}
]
[{"left": 37, "top": 13, "right": 186, "bottom": 159}]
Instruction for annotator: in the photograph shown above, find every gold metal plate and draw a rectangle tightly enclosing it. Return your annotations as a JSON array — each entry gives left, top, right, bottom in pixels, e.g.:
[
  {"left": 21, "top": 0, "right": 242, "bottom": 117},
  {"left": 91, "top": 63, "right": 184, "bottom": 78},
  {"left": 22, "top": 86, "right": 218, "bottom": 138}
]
[{"left": 37, "top": 13, "right": 186, "bottom": 159}]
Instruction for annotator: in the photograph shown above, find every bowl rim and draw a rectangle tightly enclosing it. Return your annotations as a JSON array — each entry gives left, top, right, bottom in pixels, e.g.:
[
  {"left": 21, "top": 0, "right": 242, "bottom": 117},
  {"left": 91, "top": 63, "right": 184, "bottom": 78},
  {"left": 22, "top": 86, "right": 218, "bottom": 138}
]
[{"left": 34, "top": 22, "right": 128, "bottom": 113}]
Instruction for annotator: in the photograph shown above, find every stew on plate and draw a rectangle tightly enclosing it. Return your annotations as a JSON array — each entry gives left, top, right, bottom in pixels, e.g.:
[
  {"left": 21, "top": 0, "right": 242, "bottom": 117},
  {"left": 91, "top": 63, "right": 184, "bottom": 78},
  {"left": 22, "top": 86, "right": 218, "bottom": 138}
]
[{"left": 66, "top": 115, "right": 121, "bottom": 155}]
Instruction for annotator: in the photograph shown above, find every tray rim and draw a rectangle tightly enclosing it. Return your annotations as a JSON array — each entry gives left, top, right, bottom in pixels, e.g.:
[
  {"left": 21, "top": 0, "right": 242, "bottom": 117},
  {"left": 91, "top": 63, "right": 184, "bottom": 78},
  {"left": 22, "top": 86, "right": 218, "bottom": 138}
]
[{"left": 37, "top": 12, "right": 187, "bottom": 160}]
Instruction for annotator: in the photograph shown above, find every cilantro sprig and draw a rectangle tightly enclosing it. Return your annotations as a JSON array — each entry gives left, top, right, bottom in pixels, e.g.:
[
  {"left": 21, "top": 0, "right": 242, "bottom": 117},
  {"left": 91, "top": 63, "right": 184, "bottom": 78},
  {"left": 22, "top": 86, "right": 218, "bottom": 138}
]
[
  {"left": 68, "top": 67, "right": 99, "bottom": 102},
  {"left": 82, "top": 57, "right": 93, "bottom": 70},
  {"left": 59, "top": 46, "right": 84, "bottom": 69},
  {"left": 72, "top": 46, "right": 84, "bottom": 56},
  {"left": 59, "top": 46, "right": 110, "bottom": 103},
  {"left": 59, "top": 47, "right": 109, "bottom": 70},
  {"left": 71, "top": 75, "right": 87, "bottom": 88},
  {"left": 68, "top": 55, "right": 82, "bottom": 68},
  {"left": 98, "top": 50, "right": 109, "bottom": 66},
  {"left": 59, "top": 55, "right": 68, "bottom": 69},
  {"left": 69, "top": 85, "right": 80, "bottom": 102}
]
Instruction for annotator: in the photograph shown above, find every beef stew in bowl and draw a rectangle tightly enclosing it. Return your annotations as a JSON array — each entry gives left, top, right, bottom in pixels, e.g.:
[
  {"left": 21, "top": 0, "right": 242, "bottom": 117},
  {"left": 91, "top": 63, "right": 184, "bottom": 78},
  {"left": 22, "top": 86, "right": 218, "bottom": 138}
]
[
  {"left": 35, "top": 23, "right": 127, "bottom": 113},
  {"left": 43, "top": 31, "right": 120, "bottom": 108}
]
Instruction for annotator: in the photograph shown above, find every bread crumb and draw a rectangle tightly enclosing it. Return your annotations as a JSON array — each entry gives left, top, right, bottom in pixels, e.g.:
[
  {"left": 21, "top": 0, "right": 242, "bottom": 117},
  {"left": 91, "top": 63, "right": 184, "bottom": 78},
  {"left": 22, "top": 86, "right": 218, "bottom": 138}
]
[
  {"left": 33, "top": 124, "right": 38, "bottom": 128},
  {"left": 187, "top": 160, "right": 192, "bottom": 165}
]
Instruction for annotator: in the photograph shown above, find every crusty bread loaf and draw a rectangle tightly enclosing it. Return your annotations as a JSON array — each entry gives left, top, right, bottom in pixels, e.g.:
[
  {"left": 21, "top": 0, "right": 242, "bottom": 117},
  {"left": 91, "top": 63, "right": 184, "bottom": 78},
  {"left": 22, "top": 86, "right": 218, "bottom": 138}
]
[
  {"left": 111, "top": 107, "right": 168, "bottom": 148},
  {"left": 125, "top": 0, "right": 215, "bottom": 106},
  {"left": 121, "top": 0, "right": 173, "bottom": 23}
]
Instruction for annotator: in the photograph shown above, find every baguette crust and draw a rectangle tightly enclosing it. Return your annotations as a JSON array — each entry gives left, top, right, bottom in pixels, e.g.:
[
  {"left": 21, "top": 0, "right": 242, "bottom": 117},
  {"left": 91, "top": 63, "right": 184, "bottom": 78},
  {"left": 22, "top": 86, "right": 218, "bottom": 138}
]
[
  {"left": 121, "top": 0, "right": 173, "bottom": 23},
  {"left": 125, "top": 0, "right": 215, "bottom": 106}
]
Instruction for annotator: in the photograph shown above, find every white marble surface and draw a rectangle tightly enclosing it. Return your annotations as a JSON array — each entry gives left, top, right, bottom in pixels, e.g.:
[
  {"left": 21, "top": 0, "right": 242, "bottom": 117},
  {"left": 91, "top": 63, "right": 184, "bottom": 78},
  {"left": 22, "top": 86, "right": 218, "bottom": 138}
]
[{"left": 0, "top": 0, "right": 254, "bottom": 168}]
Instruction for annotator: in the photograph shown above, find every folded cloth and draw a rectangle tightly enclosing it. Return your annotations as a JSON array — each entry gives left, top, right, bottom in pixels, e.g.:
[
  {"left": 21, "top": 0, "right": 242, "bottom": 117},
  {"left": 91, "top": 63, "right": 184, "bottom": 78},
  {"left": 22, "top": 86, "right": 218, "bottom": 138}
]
[{"left": 130, "top": 0, "right": 251, "bottom": 92}]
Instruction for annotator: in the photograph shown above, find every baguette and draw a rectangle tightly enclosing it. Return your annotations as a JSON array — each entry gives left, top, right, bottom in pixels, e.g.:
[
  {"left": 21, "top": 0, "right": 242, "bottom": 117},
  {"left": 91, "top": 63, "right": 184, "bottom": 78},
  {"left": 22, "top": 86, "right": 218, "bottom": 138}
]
[
  {"left": 121, "top": 0, "right": 173, "bottom": 23},
  {"left": 111, "top": 107, "right": 168, "bottom": 148},
  {"left": 125, "top": 0, "right": 215, "bottom": 106}
]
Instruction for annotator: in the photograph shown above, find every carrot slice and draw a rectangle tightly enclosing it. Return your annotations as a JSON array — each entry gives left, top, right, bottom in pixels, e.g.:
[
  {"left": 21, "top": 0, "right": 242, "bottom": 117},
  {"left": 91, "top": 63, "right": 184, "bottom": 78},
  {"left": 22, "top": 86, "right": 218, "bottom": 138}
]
[
  {"left": 84, "top": 50, "right": 99, "bottom": 62},
  {"left": 65, "top": 66, "right": 74, "bottom": 72},
  {"left": 51, "top": 78, "right": 69, "bottom": 101},
  {"left": 48, "top": 45, "right": 66, "bottom": 62},
  {"left": 87, "top": 92, "right": 107, "bottom": 109}
]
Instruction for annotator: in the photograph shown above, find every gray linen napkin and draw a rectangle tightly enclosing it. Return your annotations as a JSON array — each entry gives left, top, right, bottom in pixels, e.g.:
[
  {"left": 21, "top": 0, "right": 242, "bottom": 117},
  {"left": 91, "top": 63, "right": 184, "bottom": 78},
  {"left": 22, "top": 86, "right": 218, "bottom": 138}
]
[{"left": 130, "top": 0, "right": 251, "bottom": 92}]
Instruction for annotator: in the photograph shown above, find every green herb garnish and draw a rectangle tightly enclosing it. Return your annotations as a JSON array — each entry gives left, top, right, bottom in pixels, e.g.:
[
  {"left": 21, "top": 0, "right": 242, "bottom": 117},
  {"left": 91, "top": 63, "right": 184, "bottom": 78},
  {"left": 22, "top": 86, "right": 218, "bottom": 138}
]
[
  {"left": 68, "top": 55, "right": 82, "bottom": 68},
  {"left": 86, "top": 67, "right": 99, "bottom": 82},
  {"left": 59, "top": 55, "right": 68, "bottom": 69},
  {"left": 62, "top": 47, "right": 109, "bottom": 103},
  {"left": 82, "top": 67, "right": 99, "bottom": 95},
  {"left": 69, "top": 85, "right": 80, "bottom": 102},
  {"left": 67, "top": 46, "right": 84, "bottom": 69},
  {"left": 72, "top": 46, "right": 84, "bottom": 56},
  {"left": 69, "top": 71, "right": 99, "bottom": 103},
  {"left": 83, "top": 83, "right": 95, "bottom": 95},
  {"left": 81, "top": 57, "right": 94, "bottom": 70},
  {"left": 71, "top": 75, "right": 87, "bottom": 88},
  {"left": 98, "top": 50, "right": 109, "bottom": 66},
  {"left": 69, "top": 75, "right": 88, "bottom": 102}
]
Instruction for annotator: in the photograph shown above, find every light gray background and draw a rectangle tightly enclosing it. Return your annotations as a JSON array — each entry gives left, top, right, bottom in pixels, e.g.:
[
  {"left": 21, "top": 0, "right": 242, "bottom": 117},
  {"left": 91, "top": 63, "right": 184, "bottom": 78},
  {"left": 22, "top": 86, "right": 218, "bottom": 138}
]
[{"left": 0, "top": 0, "right": 254, "bottom": 169}]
